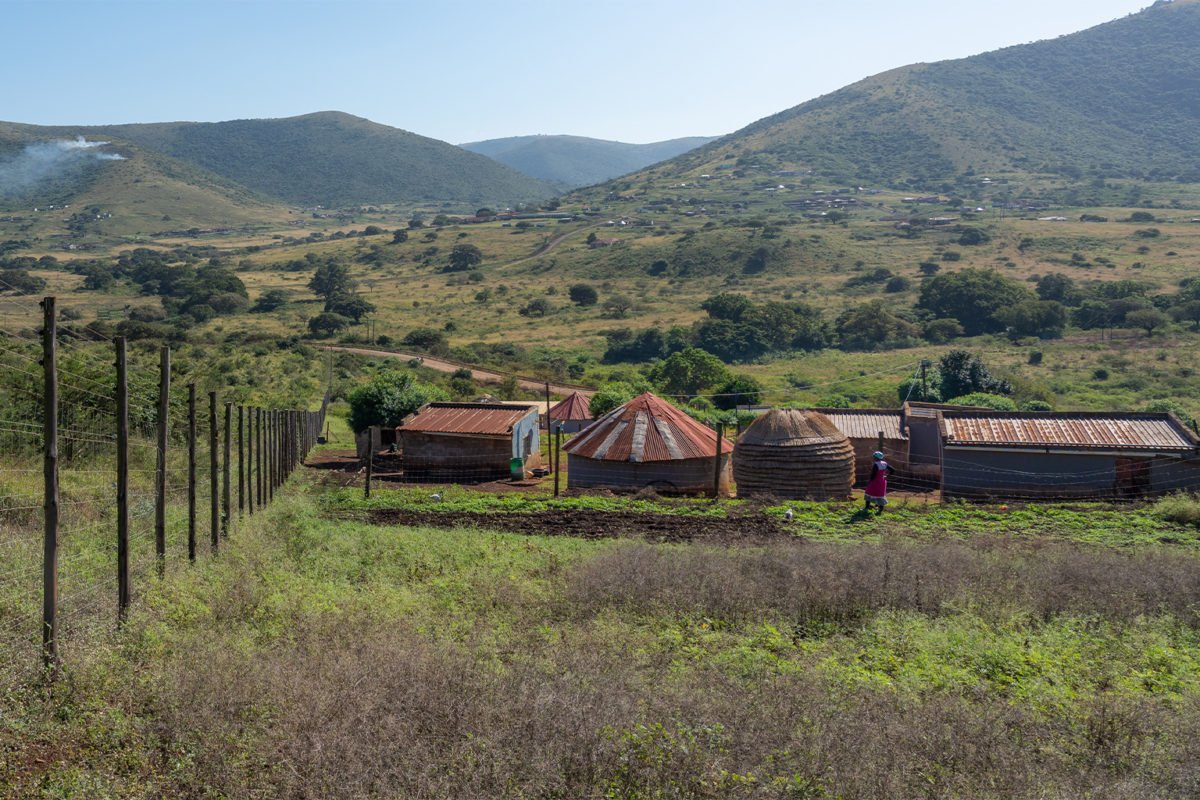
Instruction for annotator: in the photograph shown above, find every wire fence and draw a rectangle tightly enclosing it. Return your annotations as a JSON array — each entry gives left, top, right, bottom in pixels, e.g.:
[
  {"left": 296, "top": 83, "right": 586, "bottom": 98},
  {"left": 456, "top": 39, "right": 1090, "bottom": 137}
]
[{"left": 0, "top": 296, "right": 326, "bottom": 689}]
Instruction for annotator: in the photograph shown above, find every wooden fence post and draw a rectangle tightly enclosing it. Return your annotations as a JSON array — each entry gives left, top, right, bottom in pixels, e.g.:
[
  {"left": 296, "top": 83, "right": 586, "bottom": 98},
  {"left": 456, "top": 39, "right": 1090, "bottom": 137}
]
[
  {"left": 209, "top": 391, "right": 218, "bottom": 553},
  {"left": 237, "top": 405, "right": 244, "bottom": 516},
  {"left": 41, "top": 296, "right": 59, "bottom": 675},
  {"left": 155, "top": 346, "right": 169, "bottom": 575},
  {"left": 256, "top": 407, "right": 263, "bottom": 507},
  {"left": 712, "top": 423, "right": 724, "bottom": 500},
  {"left": 116, "top": 337, "right": 130, "bottom": 622},
  {"left": 553, "top": 424, "right": 562, "bottom": 498},
  {"left": 187, "top": 384, "right": 196, "bottom": 563},
  {"left": 222, "top": 402, "right": 231, "bottom": 537}
]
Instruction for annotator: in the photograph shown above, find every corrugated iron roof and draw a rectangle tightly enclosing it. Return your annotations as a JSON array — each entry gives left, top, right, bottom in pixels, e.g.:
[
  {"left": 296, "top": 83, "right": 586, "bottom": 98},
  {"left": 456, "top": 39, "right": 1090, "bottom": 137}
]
[
  {"left": 549, "top": 391, "right": 591, "bottom": 422},
  {"left": 563, "top": 392, "right": 727, "bottom": 462},
  {"left": 816, "top": 409, "right": 906, "bottom": 440},
  {"left": 943, "top": 412, "right": 1198, "bottom": 451},
  {"left": 398, "top": 402, "right": 536, "bottom": 436}
]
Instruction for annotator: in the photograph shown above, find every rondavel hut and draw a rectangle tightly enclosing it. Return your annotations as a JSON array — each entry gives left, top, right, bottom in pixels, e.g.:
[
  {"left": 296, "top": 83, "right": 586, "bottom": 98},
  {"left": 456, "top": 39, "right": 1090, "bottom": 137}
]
[
  {"left": 563, "top": 392, "right": 732, "bottom": 495},
  {"left": 548, "top": 391, "right": 592, "bottom": 433},
  {"left": 733, "top": 409, "right": 855, "bottom": 499}
]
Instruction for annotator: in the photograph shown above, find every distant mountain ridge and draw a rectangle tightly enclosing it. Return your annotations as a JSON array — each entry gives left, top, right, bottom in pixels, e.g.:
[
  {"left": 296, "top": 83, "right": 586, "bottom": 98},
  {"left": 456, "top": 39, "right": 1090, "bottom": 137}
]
[
  {"left": 657, "top": 0, "right": 1200, "bottom": 190},
  {"left": 461, "top": 134, "right": 717, "bottom": 187},
  {"left": 0, "top": 112, "right": 557, "bottom": 211}
]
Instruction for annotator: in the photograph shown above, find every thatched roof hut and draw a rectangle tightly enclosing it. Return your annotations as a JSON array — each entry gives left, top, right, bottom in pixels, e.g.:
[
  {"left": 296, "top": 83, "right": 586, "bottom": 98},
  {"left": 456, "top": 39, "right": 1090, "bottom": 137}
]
[{"left": 733, "top": 409, "right": 855, "bottom": 499}]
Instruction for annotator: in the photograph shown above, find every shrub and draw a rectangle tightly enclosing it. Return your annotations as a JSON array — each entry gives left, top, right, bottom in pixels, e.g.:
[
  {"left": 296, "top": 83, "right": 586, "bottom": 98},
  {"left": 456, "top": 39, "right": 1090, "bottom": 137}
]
[
  {"left": 946, "top": 393, "right": 1018, "bottom": 411},
  {"left": 1152, "top": 494, "right": 1200, "bottom": 527}
]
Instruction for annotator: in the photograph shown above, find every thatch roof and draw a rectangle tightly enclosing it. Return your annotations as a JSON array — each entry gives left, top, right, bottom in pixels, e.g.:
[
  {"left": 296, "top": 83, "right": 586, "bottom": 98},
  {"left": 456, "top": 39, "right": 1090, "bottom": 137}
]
[{"left": 733, "top": 409, "right": 855, "bottom": 499}]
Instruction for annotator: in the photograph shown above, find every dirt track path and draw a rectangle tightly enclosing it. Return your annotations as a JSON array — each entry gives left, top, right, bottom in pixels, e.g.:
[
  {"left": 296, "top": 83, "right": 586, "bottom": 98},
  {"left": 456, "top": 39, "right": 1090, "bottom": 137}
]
[{"left": 323, "top": 345, "right": 593, "bottom": 397}]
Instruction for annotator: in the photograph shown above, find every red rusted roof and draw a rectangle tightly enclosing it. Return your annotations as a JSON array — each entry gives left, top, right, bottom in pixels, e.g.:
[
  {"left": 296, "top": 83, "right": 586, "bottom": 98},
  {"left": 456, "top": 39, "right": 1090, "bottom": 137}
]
[
  {"left": 549, "top": 391, "right": 591, "bottom": 422},
  {"left": 943, "top": 411, "right": 1199, "bottom": 451},
  {"left": 563, "top": 392, "right": 727, "bottom": 462},
  {"left": 398, "top": 402, "right": 536, "bottom": 436}
]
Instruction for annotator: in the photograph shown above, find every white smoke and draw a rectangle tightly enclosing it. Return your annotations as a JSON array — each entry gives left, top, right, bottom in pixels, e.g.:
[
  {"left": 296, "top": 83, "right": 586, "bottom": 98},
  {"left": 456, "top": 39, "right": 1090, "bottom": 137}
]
[{"left": 0, "top": 136, "right": 126, "bottom": 195}]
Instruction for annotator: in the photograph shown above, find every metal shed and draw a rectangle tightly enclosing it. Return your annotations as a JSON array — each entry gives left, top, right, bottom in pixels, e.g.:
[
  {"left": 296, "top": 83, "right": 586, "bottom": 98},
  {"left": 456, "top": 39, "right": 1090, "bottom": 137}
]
[
  {"left": 397, "top": 402, "right": 541, "bottom": 482},
  {"left": 548, "top": 391, "right": 592, "bottom": 434}
]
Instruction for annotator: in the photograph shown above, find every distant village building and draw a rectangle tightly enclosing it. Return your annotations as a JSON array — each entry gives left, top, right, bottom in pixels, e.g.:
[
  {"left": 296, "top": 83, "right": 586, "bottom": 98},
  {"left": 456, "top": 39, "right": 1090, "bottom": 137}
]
[
  {"left": 563, "top": 392, "right": 731, "bottom": 495},
  {"left": 396, "top": 402, "right": 541, "bottom": 482},
  {"left": 816, "top": 408, "right": 910, "bottom": 486},
  {"left": 548, "top": 391, "right": 592, "bottom": 434}
]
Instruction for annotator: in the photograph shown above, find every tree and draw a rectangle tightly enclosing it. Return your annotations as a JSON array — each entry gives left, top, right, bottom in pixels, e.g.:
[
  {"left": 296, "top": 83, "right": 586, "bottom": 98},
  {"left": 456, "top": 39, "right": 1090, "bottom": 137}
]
[
  {"left": 835, "top": 301, "right": 921, "bottom": 350},
  {"left": 700, "top": 293, "right": 754, "bottom": 322},
  {"left": 917, "top": 269, "right": 1034, "bottom": 336},
  {"left": 649, "top": 347, "right": 731, "bottom": 397},
  {"left": 922, "top": 318, "right": 963, "bottom": 344},
  {"left": 713, "top": 374, "right": 763, "bottom": 410},
  {"left": 994, "top": 299, "right": 1068, "bottom": 339},
  {"left": 1036, "top": 273, "right": 1081, "bottom": 305},
  {"left": 568, "top": 283, "right": 599, "bottom": 307},
  {"left": 603, "top": 327, "right": 666, "bottom": 363},
  {"left": 401, "top": 328, "right": 449, "bottom": 355},
  {"left": 391, "top": 229, "right": 408, "bottom": 244},
  {"left": 308, "top": 261, "right": 354, "bottom": 302},
  {"left": 602, "top": 294, "right": 634, "bottom": 318},
  {"left": 346, "top": 371, "right": 447, "bottom": 433},
  {"left": 519, "top": 298, "right": 552, "bottom": 317},
  {"left": 938, "top": 350, "right": 1011, "bottom": 400},
  {"left": 307, "top": 312, "right": 350, "bottom": 338},
  {"left": 1171, "top": 300, "right": 1200, "bottom": 331},
  {"left": 252, "top": 288, "right": 290, "bottom": 313},
  {"left": 0, "top": 268, "right": 47, "bottom": 294},
  {"left": 945, "top": 392, "right": 1018, "bottom": 411},
  {"left": 447, "top": 244, "right": 483, "bottom": 272},
  {"left": 326, "top": 293, "right": 376, "bottom": 323},
  {"left": 588, "top": 382, "right": 641, "bottom": 418},
  {"left": 1126, "top": 308, "right": 1170, "bottom": 337}
]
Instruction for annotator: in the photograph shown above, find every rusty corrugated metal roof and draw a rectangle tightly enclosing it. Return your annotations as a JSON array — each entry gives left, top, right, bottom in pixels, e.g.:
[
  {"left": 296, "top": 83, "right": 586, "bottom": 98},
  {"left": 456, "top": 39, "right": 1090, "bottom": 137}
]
[
  {"left": 943, "top": 412, "right": 1198, "bottom": 451},
  {"left": 549, "top": 391, "right": 591, "bottom": 422},
  {"left": 398, "top": 402, "right": 536, "bottom": 436},
  {"left": 563, "top": 392, "right": 727, "bottom": 462},
  {"left": 816, "top": 409, "right": 906, "bottom": 440}
]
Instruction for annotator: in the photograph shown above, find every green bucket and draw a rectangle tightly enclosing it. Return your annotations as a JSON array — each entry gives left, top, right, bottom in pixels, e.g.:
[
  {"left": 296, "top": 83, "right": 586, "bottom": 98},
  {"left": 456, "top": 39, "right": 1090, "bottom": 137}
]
[{"left": 510, "top": 457, "right": 525, "bottom": 478}]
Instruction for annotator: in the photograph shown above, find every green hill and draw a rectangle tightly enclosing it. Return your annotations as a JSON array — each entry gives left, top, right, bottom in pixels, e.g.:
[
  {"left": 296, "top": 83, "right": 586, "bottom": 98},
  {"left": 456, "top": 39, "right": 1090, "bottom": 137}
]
[
  {"left": 0, "top": 112, "right": 557, "bottom": 213},
  {"left": 661, "top": 0, "right": 1200, "bottom": 191},
  {"left": 460, "top": 134, "right": 716, "bottom": 188}
]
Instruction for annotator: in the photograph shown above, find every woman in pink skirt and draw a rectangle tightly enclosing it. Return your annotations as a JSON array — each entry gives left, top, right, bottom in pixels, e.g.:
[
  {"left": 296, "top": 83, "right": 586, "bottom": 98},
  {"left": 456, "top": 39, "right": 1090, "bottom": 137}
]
[{"left": 864, "top": 451, "right": 894, "bottom": 515}]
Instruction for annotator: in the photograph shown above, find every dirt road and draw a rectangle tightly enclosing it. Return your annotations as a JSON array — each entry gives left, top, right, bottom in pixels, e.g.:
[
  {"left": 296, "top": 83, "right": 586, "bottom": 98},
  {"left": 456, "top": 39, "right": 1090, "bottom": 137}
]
[{"left": 324, "top": 345, "right": 593, "bottom": 397}]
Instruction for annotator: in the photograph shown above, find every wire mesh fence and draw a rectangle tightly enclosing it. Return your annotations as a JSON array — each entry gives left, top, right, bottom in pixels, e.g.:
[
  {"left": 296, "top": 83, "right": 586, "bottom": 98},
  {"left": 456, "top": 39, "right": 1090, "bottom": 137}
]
[{"left": 0, "top": 295, "right": 325, "bottom": 688}]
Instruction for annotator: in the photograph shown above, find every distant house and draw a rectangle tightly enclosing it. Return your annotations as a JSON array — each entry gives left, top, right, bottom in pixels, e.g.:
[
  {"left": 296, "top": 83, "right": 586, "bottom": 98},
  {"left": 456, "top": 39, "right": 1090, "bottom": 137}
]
[{"left": 396, "top": 402, "right": 541, "bottom": 482}]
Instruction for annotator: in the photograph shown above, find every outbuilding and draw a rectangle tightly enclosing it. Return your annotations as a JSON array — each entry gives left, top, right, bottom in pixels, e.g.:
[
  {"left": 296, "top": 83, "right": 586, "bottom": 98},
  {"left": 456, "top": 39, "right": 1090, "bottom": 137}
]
[
  {"left": 396, "top": 402, "right": 541, "bottom": 482},
  {"left": 733, "top": 409, "right": 855, "bottom": 499},
  {"left": 548, "top": 391, "right": 592, "bottom": 433},
  {"left": 563, "top": 392, "right": 731, "bottom": 495}
]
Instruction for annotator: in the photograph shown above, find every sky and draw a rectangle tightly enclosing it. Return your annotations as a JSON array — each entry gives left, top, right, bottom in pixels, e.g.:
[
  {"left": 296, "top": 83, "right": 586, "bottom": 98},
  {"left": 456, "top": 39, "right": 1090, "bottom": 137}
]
[{"left": 4, "top": 0, "right": 1152, "bottom": 145}]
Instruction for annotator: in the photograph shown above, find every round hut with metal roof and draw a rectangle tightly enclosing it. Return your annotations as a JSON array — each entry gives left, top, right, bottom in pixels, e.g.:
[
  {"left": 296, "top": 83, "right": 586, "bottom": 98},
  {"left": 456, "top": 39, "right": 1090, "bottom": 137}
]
[
  {"left": 563, "top": 392, "right": 731, "bottom": 495},
  {"left": 733, "top": 409, "right": 855, "bottom": 499},
  {"left": 548, "top": 391, "right": 592, "bottom": 433}
]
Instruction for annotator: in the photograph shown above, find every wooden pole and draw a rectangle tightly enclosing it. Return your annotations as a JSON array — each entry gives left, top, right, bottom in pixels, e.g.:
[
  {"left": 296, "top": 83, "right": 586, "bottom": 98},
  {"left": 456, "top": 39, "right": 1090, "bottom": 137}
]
[
  {"left": 246, "top": 406, "right": 255, "bottom": 516},
  {"left": 222, "top": 402, "right": 231, "bottom": 537},
  {"left": 364, "top": 426, "right": 374, "bottom": 499},
  {"left": 155, "top": 346, "right": 169, "bottom": 575},
  {"left": 209, "top": 391, "right": 218, "bottom": 553},
  {"left": 41, "top": 296, "right": 59, "bottom": 674},
  {"left": 712, "top": 423, "right": 724, "bottom": 500},
  {"left": 553, "top": 424, "right": 562, "bottom": 498},
  {"left": 237, "top": 405, "right": 244, "bottom": 515},
  {"left": 116, "top": 337, "right": 130, "bottom": 622},
  {"left": 256, "top": 407, "right": 263, "bottom": 507},
  {"left": 187, "top": 384, "right": 196, "bottom": 562}
]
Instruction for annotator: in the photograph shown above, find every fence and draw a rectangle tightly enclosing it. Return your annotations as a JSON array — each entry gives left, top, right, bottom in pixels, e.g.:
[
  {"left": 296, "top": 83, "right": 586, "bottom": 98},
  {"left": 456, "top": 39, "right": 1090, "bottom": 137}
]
[{"left": 0, "top": 296, "right": 325, "bottom": 686}]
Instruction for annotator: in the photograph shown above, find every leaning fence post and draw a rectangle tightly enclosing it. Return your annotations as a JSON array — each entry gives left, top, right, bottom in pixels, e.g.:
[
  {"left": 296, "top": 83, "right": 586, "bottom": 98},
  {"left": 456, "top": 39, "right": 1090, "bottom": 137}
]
[
  {"left": 155, "top": 346, "right": 169, "bottom": 575},
  {"left": 188, "top": 384, "right": 196, "bottom": 562},
  {"left": 116, "top": 337, "right": 130, "bottom": 622},
  {"left": 209, "top": 391, "right": 218, "bottom": 553},
  {"left": 222, "top": 402, "right": 231, "bottom": 538},
  {"left": 41, "top": 296, "right": 59, "bottom": 675}
]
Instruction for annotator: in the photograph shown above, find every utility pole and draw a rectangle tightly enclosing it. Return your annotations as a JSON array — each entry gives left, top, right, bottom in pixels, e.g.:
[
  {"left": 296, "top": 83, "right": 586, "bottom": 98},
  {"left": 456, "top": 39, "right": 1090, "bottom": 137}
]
[{"left": 919, "top": 359, "right": 931, "bottom": 401}]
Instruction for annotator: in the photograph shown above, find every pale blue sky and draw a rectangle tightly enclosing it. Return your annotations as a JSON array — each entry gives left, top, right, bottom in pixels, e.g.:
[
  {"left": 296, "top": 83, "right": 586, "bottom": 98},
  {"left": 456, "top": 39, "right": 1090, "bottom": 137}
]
[{"left": 4, "top": 0, "right": 1150, "bottom": 144}]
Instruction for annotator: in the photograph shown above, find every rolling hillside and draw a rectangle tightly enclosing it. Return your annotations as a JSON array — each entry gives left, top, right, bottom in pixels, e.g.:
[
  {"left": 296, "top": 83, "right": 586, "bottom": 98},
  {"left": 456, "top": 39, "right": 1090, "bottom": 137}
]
[
  {"left": 655, "top": 0, "right": 1200, "bottom": 191},
  {"left": 0, "top": 112, "right": 558, "bottom": 214},
  {"left": 461, "top": 134, "right": 716, "bottom": 188}
]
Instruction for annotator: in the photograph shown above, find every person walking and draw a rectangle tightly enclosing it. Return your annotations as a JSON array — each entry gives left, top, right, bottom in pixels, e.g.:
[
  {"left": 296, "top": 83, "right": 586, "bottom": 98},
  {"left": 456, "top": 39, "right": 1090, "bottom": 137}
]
[{"left": 864, "top": 451, "right": 894, "bottom": 515}]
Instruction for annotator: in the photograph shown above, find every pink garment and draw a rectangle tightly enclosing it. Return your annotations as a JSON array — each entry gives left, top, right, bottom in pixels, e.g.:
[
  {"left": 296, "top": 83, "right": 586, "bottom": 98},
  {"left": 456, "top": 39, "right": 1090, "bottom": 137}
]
[{"left": 865, "top": 460, "right": 889, "bottom": 498}]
